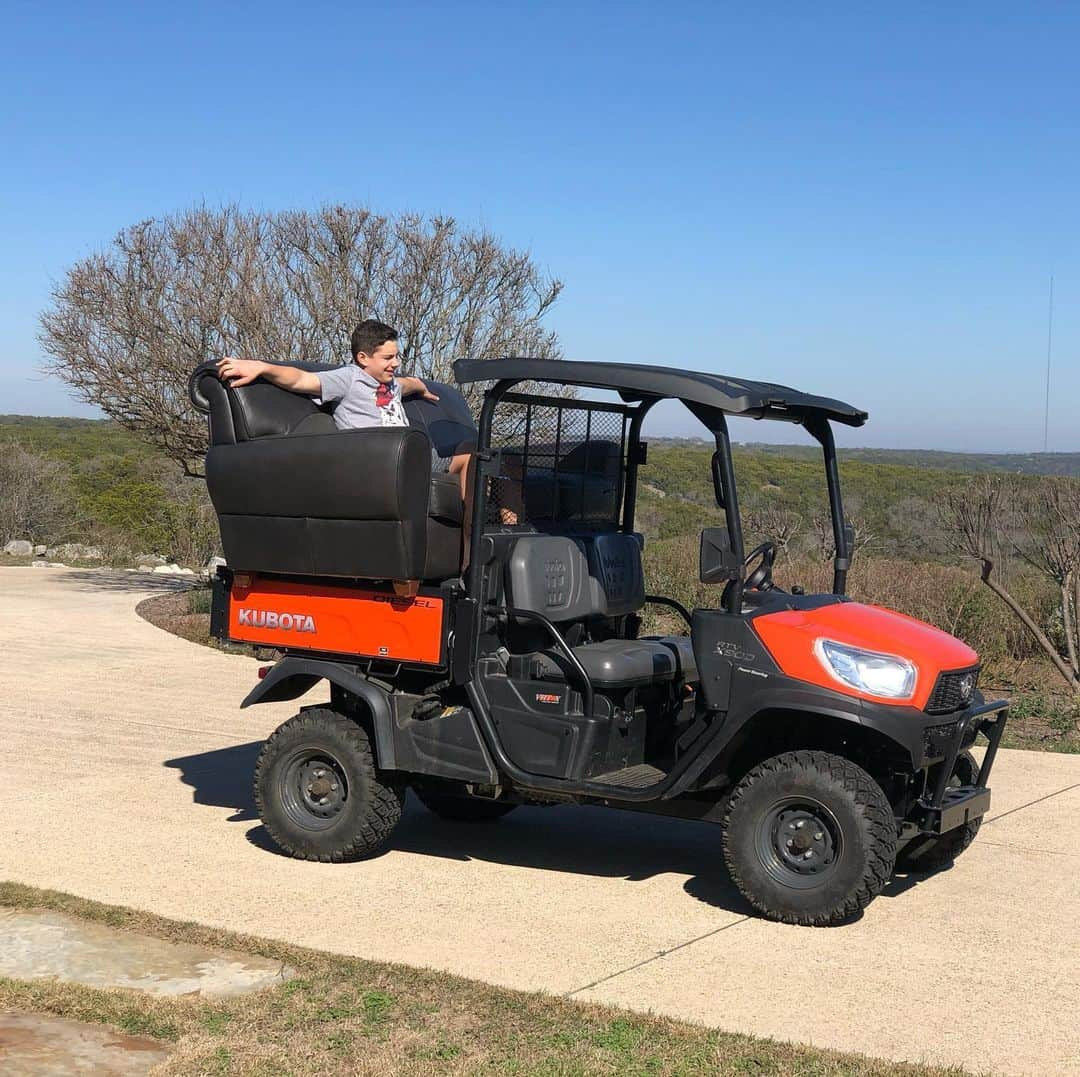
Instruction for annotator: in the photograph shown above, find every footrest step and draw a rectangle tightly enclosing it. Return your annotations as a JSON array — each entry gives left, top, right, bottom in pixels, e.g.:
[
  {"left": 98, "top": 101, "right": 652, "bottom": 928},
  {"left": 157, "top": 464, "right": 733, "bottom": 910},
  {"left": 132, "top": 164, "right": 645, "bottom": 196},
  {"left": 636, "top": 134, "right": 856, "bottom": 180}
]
[{"left": 590, "top": 764, "right": 666, "bottom": 789}]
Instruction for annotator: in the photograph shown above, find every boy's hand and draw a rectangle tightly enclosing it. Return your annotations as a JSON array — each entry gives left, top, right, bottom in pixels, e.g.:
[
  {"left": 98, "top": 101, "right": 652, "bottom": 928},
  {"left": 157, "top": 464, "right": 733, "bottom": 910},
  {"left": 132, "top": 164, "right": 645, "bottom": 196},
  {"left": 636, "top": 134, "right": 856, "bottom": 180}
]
[
  {"left": 399, "top": 376, "right": 439, "bottom": 402},
  {"left": 217, "top": 356, "right": 264, "bottom": 387}
]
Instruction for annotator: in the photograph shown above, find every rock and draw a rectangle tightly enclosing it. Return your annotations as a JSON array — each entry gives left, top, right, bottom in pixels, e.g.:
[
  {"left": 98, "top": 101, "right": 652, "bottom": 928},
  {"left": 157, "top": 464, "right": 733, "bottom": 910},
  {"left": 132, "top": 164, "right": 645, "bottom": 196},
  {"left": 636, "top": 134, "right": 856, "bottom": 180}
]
[
  {"left": 51, "top": 543, "right": 103, "bottom": 561},
  {"left": 136, "top": 553, "right": 167, "bottom": 566},
  {"left": 31, "top": 561, "right": 67, "bottom": 568},
  {"left": 0, "top": 1012, "right": 171, "bottom": 1075},
  {"left": 0, "top": 908, "right": 294, "bottom": 996},
  {"left": 33, "top": 544, "right": 46, "bottom": 556},
  {"left": 3, "top": 539, "right": 33, "bottom": 556},
  {"left": 153, "top": 563, "right": 196, "bottom": 576}
]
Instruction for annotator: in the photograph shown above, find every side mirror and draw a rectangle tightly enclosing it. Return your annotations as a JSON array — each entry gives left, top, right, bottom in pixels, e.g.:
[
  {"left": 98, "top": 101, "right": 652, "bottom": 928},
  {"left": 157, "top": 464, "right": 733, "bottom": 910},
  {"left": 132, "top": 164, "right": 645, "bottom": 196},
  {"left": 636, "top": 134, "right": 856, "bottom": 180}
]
[{"left": 700, "top": 527, "right": 742, "bottom": 585}]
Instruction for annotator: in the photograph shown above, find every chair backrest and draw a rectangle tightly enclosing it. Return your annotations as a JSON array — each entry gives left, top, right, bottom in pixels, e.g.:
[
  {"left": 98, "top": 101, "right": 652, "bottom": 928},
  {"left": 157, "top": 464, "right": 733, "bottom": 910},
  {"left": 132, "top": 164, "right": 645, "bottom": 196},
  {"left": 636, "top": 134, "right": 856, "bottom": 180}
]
[
  {"left": 189, "top": 361, "right": 477, "bottom": 452},
  {"left": 189, "top": 361, "right": 338, "bottom": 445},
  {"left": 402, "top": 382, "right": 477, "bottom": 459},
  {"left": 504, "top": 532, "right": 645, "bottom": 624}
]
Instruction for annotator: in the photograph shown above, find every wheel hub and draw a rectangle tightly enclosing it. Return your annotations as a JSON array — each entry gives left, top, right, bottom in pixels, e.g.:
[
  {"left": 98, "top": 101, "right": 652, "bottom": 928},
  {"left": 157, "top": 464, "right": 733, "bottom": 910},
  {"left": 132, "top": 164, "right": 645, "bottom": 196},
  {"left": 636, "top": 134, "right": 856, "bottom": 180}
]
[
  {"left": 756, "top": 799, "right": 843, "bottom": 890},
  {"left": 308, "top": 775, "right": 333, "bottom": 799},
  {"left": 279, "top": 751, "right": 348, "bottom": 831}
]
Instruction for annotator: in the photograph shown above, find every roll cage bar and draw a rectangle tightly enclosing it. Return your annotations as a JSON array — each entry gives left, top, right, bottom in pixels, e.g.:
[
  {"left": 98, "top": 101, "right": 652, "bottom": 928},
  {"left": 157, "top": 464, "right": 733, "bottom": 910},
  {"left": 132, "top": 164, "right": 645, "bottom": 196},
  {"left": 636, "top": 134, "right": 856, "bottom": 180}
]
[{"left": 455, "top": 359, "right": 864, "bottom": 616}]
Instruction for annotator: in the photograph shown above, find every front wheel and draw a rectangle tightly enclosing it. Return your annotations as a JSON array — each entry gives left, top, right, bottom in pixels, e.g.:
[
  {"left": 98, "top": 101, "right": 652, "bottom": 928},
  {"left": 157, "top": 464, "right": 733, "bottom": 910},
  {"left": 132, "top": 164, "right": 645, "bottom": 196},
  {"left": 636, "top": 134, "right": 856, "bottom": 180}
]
[
  {"left": 722, "top": 750, "right": 897, "bottom": 926},
  {"left": 254, "top": 707, "right": 405, "bottom": 862}
]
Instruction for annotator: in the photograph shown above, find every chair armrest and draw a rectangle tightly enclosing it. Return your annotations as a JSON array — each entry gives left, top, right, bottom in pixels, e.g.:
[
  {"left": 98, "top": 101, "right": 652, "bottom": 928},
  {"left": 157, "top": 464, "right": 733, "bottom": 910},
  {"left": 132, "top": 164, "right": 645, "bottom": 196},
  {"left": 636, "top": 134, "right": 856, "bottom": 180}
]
[{"left": 205, "top": 427, "right": 432, "bottom": 521}]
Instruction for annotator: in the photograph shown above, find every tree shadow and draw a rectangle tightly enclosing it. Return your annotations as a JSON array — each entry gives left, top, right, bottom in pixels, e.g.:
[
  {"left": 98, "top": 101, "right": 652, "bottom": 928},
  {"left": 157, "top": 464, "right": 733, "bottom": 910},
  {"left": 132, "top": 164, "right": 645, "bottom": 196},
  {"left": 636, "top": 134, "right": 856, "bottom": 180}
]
[{"left": 61, "top": 568, "right": 196, "bottom": 594}]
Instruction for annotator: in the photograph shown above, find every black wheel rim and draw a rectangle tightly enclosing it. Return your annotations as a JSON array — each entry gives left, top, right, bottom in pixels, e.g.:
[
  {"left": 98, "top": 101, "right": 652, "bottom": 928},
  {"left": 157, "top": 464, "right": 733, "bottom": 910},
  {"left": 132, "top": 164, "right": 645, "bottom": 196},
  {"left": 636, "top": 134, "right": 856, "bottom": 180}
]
[
  {"left": 278, "top": 746, "right": 349, "bottom": 832},
  {"left": 755, "top": 796, "right": 843, "bottom": 891}
]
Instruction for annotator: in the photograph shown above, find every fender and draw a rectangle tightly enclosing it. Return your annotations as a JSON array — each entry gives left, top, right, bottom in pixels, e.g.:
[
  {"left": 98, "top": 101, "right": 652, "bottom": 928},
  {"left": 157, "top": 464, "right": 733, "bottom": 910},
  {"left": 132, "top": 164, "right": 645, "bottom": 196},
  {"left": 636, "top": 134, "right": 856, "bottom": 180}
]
[
  {"left": 241, "top": 656, "right": 397, "bottom": 770},
  {"left": 667, "top": 676, "right": 927, "bottom": 799}
]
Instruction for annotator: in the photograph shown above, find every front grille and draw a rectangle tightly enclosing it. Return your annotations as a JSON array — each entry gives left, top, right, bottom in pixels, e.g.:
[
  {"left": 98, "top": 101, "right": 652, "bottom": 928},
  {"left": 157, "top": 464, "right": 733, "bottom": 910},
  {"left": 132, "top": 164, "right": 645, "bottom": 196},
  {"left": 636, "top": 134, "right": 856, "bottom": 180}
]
[
  {"left": 923, "top": 720, "right": 960, "bottom": 759},
  {"left": 926, "top": 666, "right": 980, "bottom": 714}
]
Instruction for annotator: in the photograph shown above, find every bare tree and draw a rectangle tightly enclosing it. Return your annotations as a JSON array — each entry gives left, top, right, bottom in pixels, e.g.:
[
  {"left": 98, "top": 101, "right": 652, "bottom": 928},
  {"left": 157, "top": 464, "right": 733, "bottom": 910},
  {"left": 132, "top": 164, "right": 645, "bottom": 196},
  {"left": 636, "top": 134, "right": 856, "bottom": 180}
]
[
  {"left": 39, "top": 206, "right": 563, "bottom": 476},
  {"left": 941, "top": 475, "right": 1080, "bottom": 697},
  {"left": 0, "top": 443, "right": 71, "bottom": 543},
  {"left": 811, "top": 512, "right": 875, "bottom": 561},
  {"left": 744, "top": 503, "right": 803, "bottom": 561}
]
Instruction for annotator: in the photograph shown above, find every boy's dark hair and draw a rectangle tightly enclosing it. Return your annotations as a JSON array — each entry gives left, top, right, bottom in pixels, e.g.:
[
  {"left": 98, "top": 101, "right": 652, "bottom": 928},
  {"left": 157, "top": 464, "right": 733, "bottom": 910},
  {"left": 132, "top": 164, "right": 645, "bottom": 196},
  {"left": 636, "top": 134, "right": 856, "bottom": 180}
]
[{"left": 351, "top": 319, "right": 398, "bottom": 360}]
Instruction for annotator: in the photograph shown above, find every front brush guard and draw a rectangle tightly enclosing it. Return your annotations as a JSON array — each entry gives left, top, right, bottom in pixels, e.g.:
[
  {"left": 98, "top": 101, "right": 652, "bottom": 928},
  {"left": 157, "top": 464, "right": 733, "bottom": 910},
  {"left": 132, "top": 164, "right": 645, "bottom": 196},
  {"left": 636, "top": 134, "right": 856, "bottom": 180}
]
[{"left": 914, "top": 698, "right": 1009, "bottom": 836}]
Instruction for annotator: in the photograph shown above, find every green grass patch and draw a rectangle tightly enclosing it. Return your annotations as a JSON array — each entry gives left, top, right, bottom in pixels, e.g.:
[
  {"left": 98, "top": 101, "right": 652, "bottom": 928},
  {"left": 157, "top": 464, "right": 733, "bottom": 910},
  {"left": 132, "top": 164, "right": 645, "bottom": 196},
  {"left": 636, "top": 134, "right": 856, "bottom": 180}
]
[{"left": 0, "top": 881, "right": 973, "bottom": 1076}]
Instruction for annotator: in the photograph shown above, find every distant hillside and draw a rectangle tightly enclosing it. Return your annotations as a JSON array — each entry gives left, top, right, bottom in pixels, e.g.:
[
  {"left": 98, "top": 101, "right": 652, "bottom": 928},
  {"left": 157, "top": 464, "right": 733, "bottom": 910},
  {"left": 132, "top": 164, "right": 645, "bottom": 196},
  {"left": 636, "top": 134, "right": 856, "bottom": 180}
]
[
  {"left": 4, "top": 414, "right": 1076, "bottom": 561},
  {"left": 6, "top": 416, "right": 1077, "bottom": 477},
  {"left": 739, "top": 442, "right": 1080, "bottom": 478},
  {"left": 0, "top": 415, "right": 153, "bottom": 463}
]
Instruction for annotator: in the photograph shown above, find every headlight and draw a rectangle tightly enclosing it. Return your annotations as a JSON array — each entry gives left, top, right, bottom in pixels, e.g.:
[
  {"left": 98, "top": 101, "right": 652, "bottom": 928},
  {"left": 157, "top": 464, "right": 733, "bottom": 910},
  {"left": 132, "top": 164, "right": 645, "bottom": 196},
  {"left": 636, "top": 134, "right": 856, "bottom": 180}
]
[{"left": 813, "top": 639, "right": 916, "bottom": 700}]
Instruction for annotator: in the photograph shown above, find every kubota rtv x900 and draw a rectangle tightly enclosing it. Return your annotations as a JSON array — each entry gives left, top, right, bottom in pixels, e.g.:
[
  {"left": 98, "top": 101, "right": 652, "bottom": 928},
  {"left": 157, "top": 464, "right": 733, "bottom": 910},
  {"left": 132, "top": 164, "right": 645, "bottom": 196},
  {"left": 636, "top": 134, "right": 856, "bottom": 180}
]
[{"left": 190, "top": 356, "right": 1007, "bottom": 925}]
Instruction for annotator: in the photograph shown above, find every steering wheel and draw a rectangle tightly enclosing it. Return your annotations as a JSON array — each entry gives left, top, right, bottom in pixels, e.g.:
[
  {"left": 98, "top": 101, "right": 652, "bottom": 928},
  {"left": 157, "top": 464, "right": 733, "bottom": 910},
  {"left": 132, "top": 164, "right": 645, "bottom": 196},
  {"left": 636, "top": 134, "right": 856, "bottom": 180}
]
[{"left": 743, "top": 540, "right": 777, "bottom": 592}]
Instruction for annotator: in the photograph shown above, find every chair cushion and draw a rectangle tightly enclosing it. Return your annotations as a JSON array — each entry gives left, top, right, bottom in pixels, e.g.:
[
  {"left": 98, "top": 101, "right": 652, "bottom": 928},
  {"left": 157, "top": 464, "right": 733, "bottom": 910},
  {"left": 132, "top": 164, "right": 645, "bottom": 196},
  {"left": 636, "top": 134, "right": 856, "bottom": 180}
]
[
  {"left": 428, "top": 472, "right": 464, "bottom": 524},
  {"left": 643, "top": 635, "right": 698, "bottom": 681},
  {"left": 532, "top": 639, "right": 676, "bottom": 688}
]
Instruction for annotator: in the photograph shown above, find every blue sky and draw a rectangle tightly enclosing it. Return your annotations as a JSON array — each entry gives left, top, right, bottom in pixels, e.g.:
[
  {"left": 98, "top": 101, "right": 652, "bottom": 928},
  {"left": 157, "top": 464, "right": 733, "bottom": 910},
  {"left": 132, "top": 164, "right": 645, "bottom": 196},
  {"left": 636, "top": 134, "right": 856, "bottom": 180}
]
[{"left": 1, "top": 3, "right": 1077, "bottom": 450}]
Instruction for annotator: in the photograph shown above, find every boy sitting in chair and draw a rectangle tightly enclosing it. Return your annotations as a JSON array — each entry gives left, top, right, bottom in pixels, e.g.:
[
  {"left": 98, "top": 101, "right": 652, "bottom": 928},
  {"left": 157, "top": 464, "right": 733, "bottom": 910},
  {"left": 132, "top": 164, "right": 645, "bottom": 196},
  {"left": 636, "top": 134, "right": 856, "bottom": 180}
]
[{"left": 217, "top": 319, "right": 473, "bottom": 500}]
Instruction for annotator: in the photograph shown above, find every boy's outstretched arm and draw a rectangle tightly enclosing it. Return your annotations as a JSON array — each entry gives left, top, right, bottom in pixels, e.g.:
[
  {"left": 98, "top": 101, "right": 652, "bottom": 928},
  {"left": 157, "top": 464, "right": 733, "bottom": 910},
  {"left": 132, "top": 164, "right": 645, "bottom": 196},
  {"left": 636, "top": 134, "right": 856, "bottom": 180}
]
[
  {"left": 217, "top": 357, "right": 321, "bottom": 395},
  {"left": 398, "top": 376, "right": 439, "bottom": 402}
]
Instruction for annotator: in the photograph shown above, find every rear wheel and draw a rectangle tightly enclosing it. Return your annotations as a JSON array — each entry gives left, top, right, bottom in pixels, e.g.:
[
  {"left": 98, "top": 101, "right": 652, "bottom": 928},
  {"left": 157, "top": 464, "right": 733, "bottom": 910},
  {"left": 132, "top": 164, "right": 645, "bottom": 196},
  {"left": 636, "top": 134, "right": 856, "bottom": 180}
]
[
  {"left": 254, "top": 708, "right": 404, "bottom": 861},
  {"left": 722, "top": 750, "right": 897, "bottom": 926},
  {"left": 896, "top": 751, "right": 981, "bottom": 872},
  {"left": 415, "top": 787, "right": 517, "bottom": 822}
]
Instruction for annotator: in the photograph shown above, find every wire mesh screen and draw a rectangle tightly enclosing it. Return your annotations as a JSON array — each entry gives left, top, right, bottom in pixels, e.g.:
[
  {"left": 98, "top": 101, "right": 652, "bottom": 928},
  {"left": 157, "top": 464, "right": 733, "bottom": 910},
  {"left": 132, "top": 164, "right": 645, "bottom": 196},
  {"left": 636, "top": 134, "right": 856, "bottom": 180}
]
[{"left": 486, "top": 393, "right": 629, "bottom": 529}]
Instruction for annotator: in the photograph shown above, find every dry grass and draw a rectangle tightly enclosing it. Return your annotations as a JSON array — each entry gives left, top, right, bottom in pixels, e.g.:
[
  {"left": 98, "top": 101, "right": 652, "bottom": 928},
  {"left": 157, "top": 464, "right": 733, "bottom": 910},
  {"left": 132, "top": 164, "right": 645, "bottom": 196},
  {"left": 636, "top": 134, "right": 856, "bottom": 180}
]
[
  {"left": 0, "top": 882, "right": 972, "bottom": 1077},
  {"left": 135, "top": 588, "right": 273, "bottom": 660},
  {"left": 136, "top": 590, "right": 211, "bottom": 646},
  {"left": 643, "top": 541, "right": 1079, "bottom": 751}
]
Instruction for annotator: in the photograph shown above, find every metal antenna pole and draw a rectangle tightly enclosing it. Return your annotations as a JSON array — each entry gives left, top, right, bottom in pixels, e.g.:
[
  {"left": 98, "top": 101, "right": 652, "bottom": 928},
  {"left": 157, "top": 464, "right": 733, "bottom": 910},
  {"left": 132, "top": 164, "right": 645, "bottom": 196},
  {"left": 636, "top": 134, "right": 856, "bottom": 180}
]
[{"left": 1043, "top": 275, "right": 1054, "bottom": 454}]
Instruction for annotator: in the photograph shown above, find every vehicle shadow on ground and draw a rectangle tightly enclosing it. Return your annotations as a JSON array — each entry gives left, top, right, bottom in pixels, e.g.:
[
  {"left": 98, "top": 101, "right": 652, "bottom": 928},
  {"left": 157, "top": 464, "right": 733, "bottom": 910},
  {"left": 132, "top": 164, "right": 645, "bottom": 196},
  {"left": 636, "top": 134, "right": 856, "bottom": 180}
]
[
  {"left": 162, "top": 740, "right": 753, "bottom": 915},
  {"left": 165, "top": 740, "right": 931, "bottom": 921},
  {"left": 164, "top": 741, "right": 263, "bottom": 822},
  {"left": 59, "top": 569, "right": 195, "bottom": 595}
]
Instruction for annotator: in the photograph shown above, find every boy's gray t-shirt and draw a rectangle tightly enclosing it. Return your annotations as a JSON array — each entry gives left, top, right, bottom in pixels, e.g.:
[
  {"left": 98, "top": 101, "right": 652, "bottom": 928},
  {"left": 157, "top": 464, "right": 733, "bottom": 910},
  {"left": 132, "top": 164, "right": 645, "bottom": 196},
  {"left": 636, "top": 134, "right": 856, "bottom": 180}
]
[{"left": 315, "top": 365, "right": 409, "bottom": 430}]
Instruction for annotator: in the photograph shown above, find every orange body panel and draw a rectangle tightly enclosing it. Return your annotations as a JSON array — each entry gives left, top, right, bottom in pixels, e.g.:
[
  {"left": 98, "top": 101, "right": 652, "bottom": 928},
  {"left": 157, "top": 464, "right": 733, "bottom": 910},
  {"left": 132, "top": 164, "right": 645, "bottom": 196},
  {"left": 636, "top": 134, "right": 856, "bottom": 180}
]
[
  {"left": 753, "top": 602, "right": 978, "bottom": 708},
  {"left": 228, "top": 575, "right": 444, "bottom": 665}
]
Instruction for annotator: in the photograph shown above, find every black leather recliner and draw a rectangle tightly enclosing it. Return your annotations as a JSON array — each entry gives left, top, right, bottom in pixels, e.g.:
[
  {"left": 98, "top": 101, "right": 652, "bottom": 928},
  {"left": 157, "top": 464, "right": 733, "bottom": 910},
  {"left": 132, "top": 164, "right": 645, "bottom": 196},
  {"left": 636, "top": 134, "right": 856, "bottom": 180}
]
[{"left": 188, "top": 361, "right": 477, "bottom": 583}]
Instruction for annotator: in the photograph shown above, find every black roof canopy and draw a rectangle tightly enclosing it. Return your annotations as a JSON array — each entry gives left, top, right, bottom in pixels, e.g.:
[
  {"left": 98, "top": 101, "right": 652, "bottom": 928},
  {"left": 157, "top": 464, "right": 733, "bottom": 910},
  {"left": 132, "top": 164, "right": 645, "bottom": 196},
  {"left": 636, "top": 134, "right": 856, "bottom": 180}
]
[{"left": 453, "top": 358, "right": 867, "bottom": 428}]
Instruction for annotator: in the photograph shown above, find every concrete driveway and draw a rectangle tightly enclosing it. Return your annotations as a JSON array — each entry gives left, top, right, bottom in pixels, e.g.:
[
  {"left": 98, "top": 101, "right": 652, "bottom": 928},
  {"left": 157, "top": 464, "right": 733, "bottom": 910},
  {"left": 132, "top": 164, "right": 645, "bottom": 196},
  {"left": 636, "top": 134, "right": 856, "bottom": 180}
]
[{"left": 1, "top": 567, "right": 1077, "bottom": 1075}]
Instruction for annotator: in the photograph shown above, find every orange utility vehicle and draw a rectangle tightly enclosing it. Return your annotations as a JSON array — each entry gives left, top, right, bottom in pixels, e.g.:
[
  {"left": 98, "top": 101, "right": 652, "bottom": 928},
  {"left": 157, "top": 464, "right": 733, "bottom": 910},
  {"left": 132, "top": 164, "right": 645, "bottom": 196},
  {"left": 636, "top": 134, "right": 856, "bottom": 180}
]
[{"left": 190, "top": 357, "right": 1007, "bottom": 925}]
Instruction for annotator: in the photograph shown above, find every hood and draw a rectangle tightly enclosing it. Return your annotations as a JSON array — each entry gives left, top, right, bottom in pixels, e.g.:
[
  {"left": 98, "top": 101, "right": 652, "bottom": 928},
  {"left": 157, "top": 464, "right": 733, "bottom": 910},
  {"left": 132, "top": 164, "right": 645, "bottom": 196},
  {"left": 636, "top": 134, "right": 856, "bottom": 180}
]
[{"left": 752, "top": 601, "right": 978, "bottom": 710}]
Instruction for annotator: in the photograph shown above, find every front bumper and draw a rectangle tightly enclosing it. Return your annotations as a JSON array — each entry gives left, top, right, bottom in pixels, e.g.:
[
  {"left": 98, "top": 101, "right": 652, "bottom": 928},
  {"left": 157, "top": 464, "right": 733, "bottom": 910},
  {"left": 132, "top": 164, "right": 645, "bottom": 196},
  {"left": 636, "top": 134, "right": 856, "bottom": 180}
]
[{"left": 911, "top": 698, "right": 1009, "bottom": 836}]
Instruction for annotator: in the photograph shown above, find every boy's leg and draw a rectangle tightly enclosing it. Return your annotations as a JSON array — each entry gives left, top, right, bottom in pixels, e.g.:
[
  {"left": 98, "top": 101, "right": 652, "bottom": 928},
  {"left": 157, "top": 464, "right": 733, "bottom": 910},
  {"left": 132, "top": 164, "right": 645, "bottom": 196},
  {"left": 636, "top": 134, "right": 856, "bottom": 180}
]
[
  {"left": 450, "top": 453, "right": 474, "bottom": 571},
  {"left": 449, "top": 450, "right": 524, "bottom": 572},
  {"left": 497, "top": 453, "right": 523, "bottom": 525}
]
